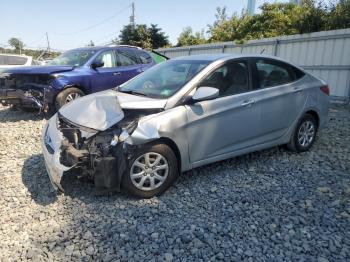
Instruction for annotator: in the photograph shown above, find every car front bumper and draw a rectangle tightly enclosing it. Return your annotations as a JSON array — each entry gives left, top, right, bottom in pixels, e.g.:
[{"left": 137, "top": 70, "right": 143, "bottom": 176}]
[
  {"left": 0, "top": 88, "right": 42, "bottom": 108},
  {"left": 41, "top": 115, "right": 74, "bottom": 191}
]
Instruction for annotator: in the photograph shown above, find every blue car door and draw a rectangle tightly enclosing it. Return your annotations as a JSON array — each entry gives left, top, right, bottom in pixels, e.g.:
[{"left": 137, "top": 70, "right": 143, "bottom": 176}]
[
  {"left": 115, "top": 48, "right": 144, "bottom": 84},
  {"left": 91, "top": 50, "right": 124, "bottom": 91}
]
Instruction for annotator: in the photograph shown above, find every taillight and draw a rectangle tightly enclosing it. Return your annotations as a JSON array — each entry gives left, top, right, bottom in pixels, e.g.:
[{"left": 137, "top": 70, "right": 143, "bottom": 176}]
[{"left": 320, "top": 85, "right": 329, "bottom": 95}]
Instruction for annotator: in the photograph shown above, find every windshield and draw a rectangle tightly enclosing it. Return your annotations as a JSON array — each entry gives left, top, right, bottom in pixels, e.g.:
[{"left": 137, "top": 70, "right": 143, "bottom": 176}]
[
  {"left": 48, "top": 50, "right": 96, "bottom": 66},
  {"left": 119, "top": 59, "right": 211, "bottom": 98}
]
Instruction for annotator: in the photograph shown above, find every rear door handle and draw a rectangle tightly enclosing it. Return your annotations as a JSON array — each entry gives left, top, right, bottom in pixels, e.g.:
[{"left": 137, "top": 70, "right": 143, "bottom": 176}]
[
  {"left": 293, "top": 88, "right": 303, "bottom": 93},
  {"left": 241, "top": 99, "right": 255, "bottom": 106},
  {"left": 113, "top": 72, "right": 121, "bottom": 76}
]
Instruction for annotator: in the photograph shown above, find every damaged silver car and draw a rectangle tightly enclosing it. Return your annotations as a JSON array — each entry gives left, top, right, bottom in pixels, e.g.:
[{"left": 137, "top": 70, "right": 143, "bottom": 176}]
[{"left": 42, "top": 54, "right": 329, "bottom": 198}]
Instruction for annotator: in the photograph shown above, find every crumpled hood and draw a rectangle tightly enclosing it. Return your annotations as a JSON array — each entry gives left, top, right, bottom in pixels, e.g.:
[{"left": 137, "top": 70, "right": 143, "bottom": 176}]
[
  {"left": 59, "top": 90, "right": 167, "bottom": 131},
  {"left": 0, "top": 65, "right": 74, "bottom": 75}
]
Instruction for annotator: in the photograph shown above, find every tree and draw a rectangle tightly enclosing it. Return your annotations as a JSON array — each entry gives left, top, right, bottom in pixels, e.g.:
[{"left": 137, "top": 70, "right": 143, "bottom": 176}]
[
  {"left": 327, "top": 0, "right": 350, "bottom": 30},
  {"left": 176, "top": 27, "right": 207, "bottom": 46},
  {"left": 8, "top": 37, "right": 24, "bottom": 53},
  {"left": 206, "top": 2, "right": 332, "bottom": 43},
  {"left": 117, "top": 24, "right": 169, "bottom": 49},
  {"left": 87, "top": 40, "right": 95, "bottom": 46},
  {"left": 293, "top": 0, "right": 328, "bottom": 34},
  {"left": 148, "top": 24, "right": 169, "bottom": 49}
]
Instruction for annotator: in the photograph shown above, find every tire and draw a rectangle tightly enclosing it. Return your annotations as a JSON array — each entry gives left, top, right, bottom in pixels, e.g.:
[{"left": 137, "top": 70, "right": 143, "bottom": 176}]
[
  {"left": 287, "top": 113, "right": 318, "bottom": 152},
  {"left": 55, "top": 87, "right": 85, "bottom": 110},
  {"left": 122, "top": 143, "right": 179, "bottom": 198}
]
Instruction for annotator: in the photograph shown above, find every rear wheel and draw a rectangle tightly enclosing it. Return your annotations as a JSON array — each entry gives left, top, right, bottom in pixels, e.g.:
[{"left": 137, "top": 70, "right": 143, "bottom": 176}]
[
  {"left": 55, "top": 87, "right": 84, "bottom": 110},
  {"left": 287, "top": 113, "right": 318, "bottom": 152},
  {"left": 122, "top": 143, "right": 179, "bottom": 198}
]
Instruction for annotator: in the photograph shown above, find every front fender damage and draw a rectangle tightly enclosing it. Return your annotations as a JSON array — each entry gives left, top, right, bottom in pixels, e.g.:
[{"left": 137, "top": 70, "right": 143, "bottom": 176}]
[{"left": 49, "top": 109, "right": 162, "bottom": 194}]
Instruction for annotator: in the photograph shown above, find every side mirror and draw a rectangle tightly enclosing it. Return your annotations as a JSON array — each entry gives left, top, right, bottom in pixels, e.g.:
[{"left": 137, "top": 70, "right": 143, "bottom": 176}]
[
  {"left": 91, "top": 61, "right": 104, "bottom": 69},
  {"left": 192, "top": 87, "right": 219, "bottom": 102}
]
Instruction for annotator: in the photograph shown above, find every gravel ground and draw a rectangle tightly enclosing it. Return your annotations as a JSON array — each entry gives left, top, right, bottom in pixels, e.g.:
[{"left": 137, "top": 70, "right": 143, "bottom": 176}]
[{"left": 0, "top": 104, "right": 349, "bottom": 262}]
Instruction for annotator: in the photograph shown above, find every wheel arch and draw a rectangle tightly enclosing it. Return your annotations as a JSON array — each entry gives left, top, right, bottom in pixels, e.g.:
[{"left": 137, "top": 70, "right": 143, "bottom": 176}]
[
  {"left": 304, "top": 110, "right": 320, "bottom": 129},
  {"left": 62, "top": 84, "right": 87, "bottom": 94},
  {"left": 53, "top": 84, "right": 86, "bottom": 102},
  {"left": 152, "top": 137, "right": 182, "bottom": 172}
]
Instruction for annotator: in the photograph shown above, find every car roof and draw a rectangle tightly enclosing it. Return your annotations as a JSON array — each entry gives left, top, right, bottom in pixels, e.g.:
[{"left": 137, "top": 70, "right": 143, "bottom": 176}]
[
  {"left": 68, "top": 45, "right": 142, "bottom": 52},
  {"left": 172, "top": 54, "right": 292, "bottom": 63}
]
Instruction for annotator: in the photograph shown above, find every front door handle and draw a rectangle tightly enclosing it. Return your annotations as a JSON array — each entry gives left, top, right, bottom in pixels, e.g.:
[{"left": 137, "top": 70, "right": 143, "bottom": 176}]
[
  {"left": 241, "top": 99, "right": 255, "bottom": 107},
  {"left": 293, "top": 88, "right": 303, "bottom": 94},
  {"left": 113, "top": 72, "right": 121, "bottom": 76}
]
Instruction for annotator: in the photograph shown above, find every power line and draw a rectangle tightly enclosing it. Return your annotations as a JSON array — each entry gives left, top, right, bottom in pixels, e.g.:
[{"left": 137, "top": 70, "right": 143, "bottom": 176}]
[{"left": 53, "top": 4, "right": 131, "bottom": 36}]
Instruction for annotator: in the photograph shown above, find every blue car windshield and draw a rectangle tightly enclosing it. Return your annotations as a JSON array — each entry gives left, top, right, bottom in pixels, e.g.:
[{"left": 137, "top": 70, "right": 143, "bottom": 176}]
[
  {"left": 48, "top": 50, "right": 96, "bottom": 67},
  {"left": 119, "top": 59, "right": 211, "bottom": 98}
]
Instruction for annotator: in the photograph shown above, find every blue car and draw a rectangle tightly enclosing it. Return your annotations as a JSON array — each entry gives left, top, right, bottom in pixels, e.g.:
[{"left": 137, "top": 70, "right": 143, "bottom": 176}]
[{"left": 0, "top": 45, "right": 167, "bottom": 112}]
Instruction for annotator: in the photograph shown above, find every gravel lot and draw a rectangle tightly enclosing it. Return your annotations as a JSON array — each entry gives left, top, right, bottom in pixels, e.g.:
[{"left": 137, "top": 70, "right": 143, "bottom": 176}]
[{"left": 0, "top": 104, "right": 349, "bottom": 262}]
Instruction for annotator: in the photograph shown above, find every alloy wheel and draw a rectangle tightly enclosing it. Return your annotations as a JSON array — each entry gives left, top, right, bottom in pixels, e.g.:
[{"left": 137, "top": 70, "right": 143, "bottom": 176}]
[
  {"left": 130, "top": 152, "right": 169, "bottom": 191},
  {"left": 297, "top": 120, "right": 315, "bottom": 147},
  {"left": 65, "top": 92, "right": 81, "bottom": 103}
]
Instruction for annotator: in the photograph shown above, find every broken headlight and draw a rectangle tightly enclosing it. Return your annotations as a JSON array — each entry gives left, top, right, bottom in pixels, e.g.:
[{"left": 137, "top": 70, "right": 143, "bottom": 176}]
[{"left": 110, "top": 130, "right": 130, "bottom": 146}]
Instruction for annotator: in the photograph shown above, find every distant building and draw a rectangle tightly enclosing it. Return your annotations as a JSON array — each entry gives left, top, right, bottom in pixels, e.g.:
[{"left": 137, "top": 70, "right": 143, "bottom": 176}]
[
  {"left": 247, "top": 0, "right": 256, "bottom": 15},
  {"left": 290, "top": 0, "right": 302, "bottom": 5}
]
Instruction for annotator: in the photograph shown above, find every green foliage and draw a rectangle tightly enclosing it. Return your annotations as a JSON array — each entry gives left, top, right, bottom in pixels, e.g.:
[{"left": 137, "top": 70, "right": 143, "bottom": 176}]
[
  {"left": 327, "top": 0, "right": 350, "bottom": 29},
  {"left": 176, "top": 27, "right": 207, "bottom": 47},
  {"left": 149, "top": 24, "right": 170, "bottom": 49},
  {"left": 8, "top": 37, "right": 24, "bottom": 51},
  {"left": 185, "top": 0, "right": 350, "bottom": 46},
  {"left": 117, "top": 24, "right": 169, "bottom": 49}
]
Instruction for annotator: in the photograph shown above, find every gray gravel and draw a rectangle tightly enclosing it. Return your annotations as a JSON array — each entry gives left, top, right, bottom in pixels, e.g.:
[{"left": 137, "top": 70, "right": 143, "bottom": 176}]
[{"left": 0, "top": 104, "right": 349, "bottom": 261}]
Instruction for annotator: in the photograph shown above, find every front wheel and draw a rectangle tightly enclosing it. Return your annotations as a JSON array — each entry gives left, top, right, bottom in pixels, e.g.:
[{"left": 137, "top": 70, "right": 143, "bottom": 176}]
[
  {"left": 122, "top": 143, "right": 179, "bottom": 198},
  {"left": 287, "top": 113, "right": 318, "bottom": 152},
  {"left": 55, "top": 87, "right": 85, "bottom": 110}
]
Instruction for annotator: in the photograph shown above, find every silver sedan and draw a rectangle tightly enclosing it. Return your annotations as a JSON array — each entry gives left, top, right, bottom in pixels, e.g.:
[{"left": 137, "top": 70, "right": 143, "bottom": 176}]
[{"left": 42, "top": 54, "right": 329, "bottom": 198}]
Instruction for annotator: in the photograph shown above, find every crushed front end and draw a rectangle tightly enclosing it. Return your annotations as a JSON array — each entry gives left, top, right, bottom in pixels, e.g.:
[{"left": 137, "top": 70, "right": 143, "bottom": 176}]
[
  {"left": 42, "top": 111, "right": 143, "bottom": 193},
  {"left": 0, "top": 73, "right": 56, "bottom": 112}
]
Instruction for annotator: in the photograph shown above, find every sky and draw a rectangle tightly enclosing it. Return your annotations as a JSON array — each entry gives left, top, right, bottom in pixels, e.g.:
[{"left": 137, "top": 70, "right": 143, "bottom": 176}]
[{"left": 0, "top": 0, "right": 287, "bottom": 51}]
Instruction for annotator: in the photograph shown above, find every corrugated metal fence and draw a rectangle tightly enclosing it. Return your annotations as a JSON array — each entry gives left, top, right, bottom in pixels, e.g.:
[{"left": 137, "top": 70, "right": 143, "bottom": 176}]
[{"left": 157, "top": 28, "right": 350, "bottom": 103}]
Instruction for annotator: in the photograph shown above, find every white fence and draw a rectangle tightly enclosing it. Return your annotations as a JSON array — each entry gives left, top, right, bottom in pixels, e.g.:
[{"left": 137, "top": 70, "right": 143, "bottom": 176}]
[{"left": 157, "top": 29, "right": 350, "bottom": 103}]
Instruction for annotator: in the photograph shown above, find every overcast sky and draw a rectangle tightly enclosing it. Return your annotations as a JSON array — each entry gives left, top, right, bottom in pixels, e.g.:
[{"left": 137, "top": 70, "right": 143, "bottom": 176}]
[{"left": 0, "top": 0, "right": 288, "bottom": 51}]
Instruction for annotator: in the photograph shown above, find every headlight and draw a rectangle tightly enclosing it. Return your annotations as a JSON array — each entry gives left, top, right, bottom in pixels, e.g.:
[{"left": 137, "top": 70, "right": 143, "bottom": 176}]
[
  {"left": 118, "top": 130, "right": 130, "bottom": 142},
  {"left": 52, "top": 74, "right": 64, "bottom": 79},
  {"left": 110, "top": 130, "right": 130, "bottom": 146}
]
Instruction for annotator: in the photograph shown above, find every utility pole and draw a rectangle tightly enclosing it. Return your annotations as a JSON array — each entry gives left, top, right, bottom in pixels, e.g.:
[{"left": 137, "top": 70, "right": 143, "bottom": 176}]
[
  {"left": 45, "top": 32, "right": 51, "bottom": 54},
  {"left": 130, "top": 2, "right": 135, "bottom": 29}
]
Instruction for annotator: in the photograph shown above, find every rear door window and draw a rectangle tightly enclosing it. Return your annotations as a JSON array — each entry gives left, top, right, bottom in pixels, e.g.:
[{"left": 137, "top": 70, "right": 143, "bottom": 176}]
[
  {"left": 255, "top": 59, "right": 304, "bottom": 88},
  {"left": 117, "top": 49, "right": 138, "bottom": 66}
]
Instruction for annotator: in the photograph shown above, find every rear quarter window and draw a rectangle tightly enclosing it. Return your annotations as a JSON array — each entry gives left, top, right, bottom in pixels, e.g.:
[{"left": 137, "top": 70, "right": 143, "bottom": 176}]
[
  {"left": 256, "top": 59, "right": 305, "bottom": 89},
  {"left": 135, "top": 50, "right": 153, "bottom": 64}
]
